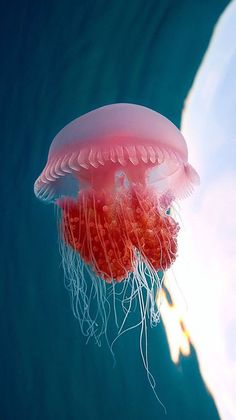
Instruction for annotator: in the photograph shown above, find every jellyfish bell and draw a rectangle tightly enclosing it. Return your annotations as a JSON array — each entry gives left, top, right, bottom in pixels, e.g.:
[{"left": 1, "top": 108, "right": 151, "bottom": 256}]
[
  {"left": 34, "top": 103, "right": 199, "bottom": 398},
  {"left": 35, "top": 103, "right": 199, "bottom": 200}
]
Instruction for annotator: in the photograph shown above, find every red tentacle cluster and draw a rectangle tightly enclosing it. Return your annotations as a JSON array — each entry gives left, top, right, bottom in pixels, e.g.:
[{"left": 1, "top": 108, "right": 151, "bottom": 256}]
[{"left": 59, "top": 186, "right": 179, "bottom": 282}]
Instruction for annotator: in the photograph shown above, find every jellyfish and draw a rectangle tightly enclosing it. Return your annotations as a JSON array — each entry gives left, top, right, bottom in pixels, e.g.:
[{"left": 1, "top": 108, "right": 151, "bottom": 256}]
[{"left": 34, "top": 103, "right": 199, "bottom": 395}]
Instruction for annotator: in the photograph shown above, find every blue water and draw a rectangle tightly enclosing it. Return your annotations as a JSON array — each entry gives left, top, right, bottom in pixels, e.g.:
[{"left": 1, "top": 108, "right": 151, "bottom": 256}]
[{"left": 0, "top": 1, "right": 228, "bottom": 419}]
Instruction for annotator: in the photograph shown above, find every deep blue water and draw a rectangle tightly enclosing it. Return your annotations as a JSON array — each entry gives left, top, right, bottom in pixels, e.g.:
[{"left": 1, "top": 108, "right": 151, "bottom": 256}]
[{"left": 0, "top": 1, "right": 229, "bottom": 419}]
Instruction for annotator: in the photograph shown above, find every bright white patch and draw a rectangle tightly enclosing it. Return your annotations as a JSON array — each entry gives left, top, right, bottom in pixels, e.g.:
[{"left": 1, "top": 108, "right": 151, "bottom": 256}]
[{"left": 165, "top": 1, "right": 236, "bottom": 419}]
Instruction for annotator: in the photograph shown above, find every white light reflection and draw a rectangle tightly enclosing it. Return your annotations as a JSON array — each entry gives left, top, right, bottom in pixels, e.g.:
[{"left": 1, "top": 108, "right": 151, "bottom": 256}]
[{"left": 161, "top": 2, "right": 236, "bottom": 419}]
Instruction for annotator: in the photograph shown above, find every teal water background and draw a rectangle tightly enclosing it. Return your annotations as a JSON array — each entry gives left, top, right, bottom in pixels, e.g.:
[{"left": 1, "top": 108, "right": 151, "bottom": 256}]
[{"left": 0, "top": 1, "right": 229, "bottom": 419}]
